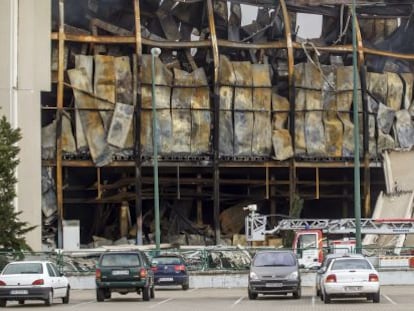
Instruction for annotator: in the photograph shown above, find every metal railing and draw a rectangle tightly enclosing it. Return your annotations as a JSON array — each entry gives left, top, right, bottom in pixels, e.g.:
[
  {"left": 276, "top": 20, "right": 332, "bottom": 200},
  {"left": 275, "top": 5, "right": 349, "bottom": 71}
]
[{"left": 0, "top": 245, "right": 413, "bottom": 274}]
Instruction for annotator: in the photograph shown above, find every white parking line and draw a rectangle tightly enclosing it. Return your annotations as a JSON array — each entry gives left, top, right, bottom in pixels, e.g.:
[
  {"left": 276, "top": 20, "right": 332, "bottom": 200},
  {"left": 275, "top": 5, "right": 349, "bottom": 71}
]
[
  {"left": 231, "top": 296, "right": 244, "bottom": 308},
  {"left": 383, "top": 294, "right": 397, "bottom": 305},
  {"left": 311, "top": 295, "right": 315, "bottom": 307},
  {"left": 65, "top": 300, "right": 96, "bottom": 308},
  {"left": 149, "top": 298, "right": 174, "bottom": 308}
]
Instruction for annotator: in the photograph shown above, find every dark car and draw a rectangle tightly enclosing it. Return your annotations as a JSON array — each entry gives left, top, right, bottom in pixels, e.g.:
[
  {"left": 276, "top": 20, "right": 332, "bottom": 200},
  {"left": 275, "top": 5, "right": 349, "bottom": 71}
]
[
  {"left": 151, "top": 254, "right": 189, "bottom": 290},
  {"left": 95, "top": 251, "right": 154, "bottom": 302},
  {"left": 248, "top": 250, "right": 301, "bottom": 300}
]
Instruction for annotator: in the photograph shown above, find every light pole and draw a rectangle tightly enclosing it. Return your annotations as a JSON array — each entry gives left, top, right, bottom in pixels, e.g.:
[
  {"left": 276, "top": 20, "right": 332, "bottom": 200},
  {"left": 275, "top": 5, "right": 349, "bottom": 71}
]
[
  {"left": 351, "top": 1, "right": 362, "bottom": 252},
  {"left": 151, "top": 47, "right": 161, "bottom": 252}
]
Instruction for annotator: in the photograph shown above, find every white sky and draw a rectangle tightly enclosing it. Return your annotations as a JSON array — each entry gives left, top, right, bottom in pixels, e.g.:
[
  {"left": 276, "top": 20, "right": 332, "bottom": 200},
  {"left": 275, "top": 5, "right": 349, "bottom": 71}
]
[{"left": 240, "top": 5, "right": 322, "bottom": 39}]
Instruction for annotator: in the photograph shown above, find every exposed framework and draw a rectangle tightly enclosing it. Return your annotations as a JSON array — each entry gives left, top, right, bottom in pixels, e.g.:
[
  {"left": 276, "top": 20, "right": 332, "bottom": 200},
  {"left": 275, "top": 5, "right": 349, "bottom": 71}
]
[
  {"left": 246, "top": 214, "right": 414, "bottom": 241},
  {"left": 45, "top": 0, "right": 414, "bottom": 248}
]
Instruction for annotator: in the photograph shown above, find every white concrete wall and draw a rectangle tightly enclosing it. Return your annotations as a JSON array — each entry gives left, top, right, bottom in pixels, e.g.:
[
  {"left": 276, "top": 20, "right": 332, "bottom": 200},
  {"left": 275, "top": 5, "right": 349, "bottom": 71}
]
[
  {"left": 67, "top": 270, "right": 414, "bottom": 289},
  {"left": 0, "top": 0, "right": 51, "bottom": 251}
]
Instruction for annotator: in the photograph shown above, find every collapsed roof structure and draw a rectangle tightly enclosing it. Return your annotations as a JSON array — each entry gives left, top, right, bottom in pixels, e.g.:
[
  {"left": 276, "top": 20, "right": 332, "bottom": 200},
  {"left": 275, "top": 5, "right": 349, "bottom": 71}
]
[{"left": 42, "top": 0, "right": 414, "bottom": 250}]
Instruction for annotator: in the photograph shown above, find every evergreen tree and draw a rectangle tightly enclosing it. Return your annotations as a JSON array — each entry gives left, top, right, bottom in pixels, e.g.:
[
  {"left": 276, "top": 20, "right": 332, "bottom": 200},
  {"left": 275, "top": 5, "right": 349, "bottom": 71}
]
[{"left": 0, "top": 115, "right": 35, "bottom": 253}]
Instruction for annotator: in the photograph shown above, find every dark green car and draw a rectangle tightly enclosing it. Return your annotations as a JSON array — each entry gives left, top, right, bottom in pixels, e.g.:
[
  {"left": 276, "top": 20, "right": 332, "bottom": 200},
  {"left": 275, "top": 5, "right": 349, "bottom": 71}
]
[{"left": 95, "top": 251, "right": 155, "bottom": 302}]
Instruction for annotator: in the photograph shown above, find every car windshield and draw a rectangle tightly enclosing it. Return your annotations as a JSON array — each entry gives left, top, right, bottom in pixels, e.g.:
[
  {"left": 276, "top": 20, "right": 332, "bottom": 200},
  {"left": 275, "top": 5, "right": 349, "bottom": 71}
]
[
  {"left": 153, "top": 257, "right": 182, "bottom": 265},
  {"left": 331, "top": 259, "right": 371, "bottom": 270},
  {"left": 253, "top": 252, "right": 296, "bottom": 267},
  {"left": 101, "top": 254, "right": 141, "bottom": 267},
  {"left": 2, "top": 263, "right": 43, "bottom": 275}
]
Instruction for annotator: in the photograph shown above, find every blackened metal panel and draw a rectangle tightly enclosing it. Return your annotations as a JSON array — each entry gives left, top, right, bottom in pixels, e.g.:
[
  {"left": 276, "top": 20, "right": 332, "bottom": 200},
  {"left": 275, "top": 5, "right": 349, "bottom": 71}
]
[
  {"left": 68, "top": 68, "right": 113, "bottom": 166},
  {"left": 74, "top": 55, "right": 93, "bottom": 152},
  {"left": 94, "top": 55, "right": 116, "bottom": 132},
  {"left": 107, "top": 102, "right": 134, "bottom": 149},
  {"left": 191, "top": 68, "right": 211, "bottom": 154},
  {"left": 140, "top": 54, "right": 173, "bottom": 155},
  {"left": 233, "top": 61, "right": 253, "bottom": 156},
  {"left": 172, "top": 68, "right": 192, "bottom": 153},
  {"left": 218, "top": 55, "right": 235, "bottom": 156},
  {"left": 252, "top": 64, "right": 272, "bottom": 156}
]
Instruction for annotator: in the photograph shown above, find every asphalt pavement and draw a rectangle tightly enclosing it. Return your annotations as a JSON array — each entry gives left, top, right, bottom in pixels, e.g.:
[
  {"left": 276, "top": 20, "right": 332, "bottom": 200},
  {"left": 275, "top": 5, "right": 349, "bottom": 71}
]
[{"left": 3, "top": 286, "right": 414, "bottom": 311}]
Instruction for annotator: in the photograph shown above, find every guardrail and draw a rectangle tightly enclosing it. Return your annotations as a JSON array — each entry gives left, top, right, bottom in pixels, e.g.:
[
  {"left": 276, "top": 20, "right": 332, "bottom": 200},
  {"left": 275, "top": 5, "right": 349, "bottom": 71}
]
[{"left": 0, "top": 245, "right": 413, "bottom": 274}]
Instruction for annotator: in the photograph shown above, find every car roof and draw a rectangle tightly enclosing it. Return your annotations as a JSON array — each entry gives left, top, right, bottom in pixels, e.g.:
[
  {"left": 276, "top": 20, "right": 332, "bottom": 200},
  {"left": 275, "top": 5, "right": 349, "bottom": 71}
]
[
  {"left": 255, "top": 250, "right": 295, "bottom": 254},
  {"left": 101, "top": 251, "right": 142, "bottom": 255},
  {"left": 7, "top": 261, "right": 51, "bottom": 264},
  {"left": 153, "top": 254, "right": 183, "bottom": 258},
  {"left": 331, "top": 256, "right": 369, "bottom": 261},
  {"left": 325, "top": 253, "right": 364, "bottom": 259}
]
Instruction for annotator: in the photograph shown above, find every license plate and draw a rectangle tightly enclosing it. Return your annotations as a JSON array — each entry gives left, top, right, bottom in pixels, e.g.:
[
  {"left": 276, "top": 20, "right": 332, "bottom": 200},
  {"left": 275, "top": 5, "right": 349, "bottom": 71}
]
[
  {"left": 345, "top": 286, "right": 362, "bottom": 292},
  {"left": 159, "top": 277, "right": 174, "bottom": 282},
  {"left": 265, "top": 283, "right": 283, "bottom": 288},
  {"left": 112, "top": 270, "right": 129, "bottom": 276},
  {"left": 10, "top": 290, "right": 28, "bottom": 295}
]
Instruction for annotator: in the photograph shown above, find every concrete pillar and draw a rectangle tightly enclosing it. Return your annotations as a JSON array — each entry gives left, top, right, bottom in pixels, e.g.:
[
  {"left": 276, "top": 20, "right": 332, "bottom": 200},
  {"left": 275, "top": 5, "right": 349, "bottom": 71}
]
[{"left": 0, "top": 0, "right": 51, "bottom": 251}]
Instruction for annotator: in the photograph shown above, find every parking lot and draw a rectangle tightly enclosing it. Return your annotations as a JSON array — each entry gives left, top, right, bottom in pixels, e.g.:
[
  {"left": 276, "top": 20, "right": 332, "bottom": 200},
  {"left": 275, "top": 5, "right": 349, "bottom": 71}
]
[{"left": 2, "top": 286, "right": 414, "bottom": 311}]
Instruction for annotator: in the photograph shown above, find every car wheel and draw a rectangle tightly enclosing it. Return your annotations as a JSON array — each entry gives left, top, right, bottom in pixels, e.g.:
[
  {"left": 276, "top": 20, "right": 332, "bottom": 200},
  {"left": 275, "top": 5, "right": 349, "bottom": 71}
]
[
  {"left": 248, "top": 289, "right": 257, "bottom": 300},
  {"left": 182, "top": 284, "right": 189, "bottom": 290},
  {"left": 323, "top": 293, "right": 331, "bottom": 304},
  {"left": 142, "top": 286, "right": 150, "bottom": 301},
  {"left": 62, "top": 286, "right": 70, "bottom": 304},
  {"left": 104, "top": 289, "right": 111, "bottom": 299},
  {"left": 373, "top": 292, "right": 380, "bottom": 303},
  {"left": 45, "top": 290, "right": 53, "bottom": 306},
  {"left": 96, "top": 288, "right": 105, "bottom": 302},
  {"left": 150, "top": 286, "right": 155, "bottom": 299},
  {"left": 18, "top": 300, "right": 24, "bottom": 305},
  {"left": 293, "top": 287, "right": 301, "bottom": 299},
  {"left": 316, "top": 289, "right": 320, "bottom": 297},
  {"left": 0, "top": 299, "right": 6, "bottom": 307}
]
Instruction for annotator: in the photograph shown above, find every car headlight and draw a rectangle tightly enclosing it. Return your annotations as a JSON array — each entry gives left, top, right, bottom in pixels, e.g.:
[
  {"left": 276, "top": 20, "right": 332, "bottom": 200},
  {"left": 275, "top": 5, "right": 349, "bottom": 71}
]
[
  {"left": 249, "top": 271, "right": 259, "bottom": 280},
  {"left": 287, "top": 271, "right": 298, "bottom": 280}
]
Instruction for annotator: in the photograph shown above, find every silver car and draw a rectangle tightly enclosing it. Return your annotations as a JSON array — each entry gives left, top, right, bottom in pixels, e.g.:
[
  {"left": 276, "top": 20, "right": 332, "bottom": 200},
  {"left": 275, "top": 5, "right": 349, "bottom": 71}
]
[
  {"left": 320, "top": 255, "right": 380, "bottom": 304},
  {"left": 315, "top": 253, "right": 364, "bottom": 298},
  {"left": 248, "top": 250, "right": 301, "bottom": 300}
]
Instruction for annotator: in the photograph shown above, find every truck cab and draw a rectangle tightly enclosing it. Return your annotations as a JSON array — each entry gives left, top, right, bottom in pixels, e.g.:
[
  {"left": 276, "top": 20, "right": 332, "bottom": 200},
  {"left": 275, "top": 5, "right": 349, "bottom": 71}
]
[
  {"left": 293, "top": 230, "right": 357, "bottom": 268},
  {"left": 293, "top": 230, "right": 323, "bottom": 268}
]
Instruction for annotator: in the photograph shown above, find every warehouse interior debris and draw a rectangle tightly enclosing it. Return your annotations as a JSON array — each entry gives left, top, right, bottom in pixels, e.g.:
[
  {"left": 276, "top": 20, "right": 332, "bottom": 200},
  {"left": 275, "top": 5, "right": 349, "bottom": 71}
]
[{"left": 41, "top": 0, "right": 414, "bottom": 250}]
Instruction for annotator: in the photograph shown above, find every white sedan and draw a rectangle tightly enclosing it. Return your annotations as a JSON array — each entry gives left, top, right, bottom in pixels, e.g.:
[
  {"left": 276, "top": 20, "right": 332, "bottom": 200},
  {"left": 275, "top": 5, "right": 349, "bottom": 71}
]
[
  {"left": 0, "top": 260, "right": 70, "bottom": 307},
  {"left": 321, "top": 256, "right": 380, "bottom": 304}
]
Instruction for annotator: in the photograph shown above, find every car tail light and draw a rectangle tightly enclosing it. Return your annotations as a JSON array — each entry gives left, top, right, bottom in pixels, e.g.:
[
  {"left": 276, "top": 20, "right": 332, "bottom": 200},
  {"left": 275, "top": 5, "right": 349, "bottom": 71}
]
[
  {"left": 95, "top": 268, "right": 101, "bottom": 280},
  {"left": 325, "top": 274, "right": 337, "bottom": 283},
  {"left": 151, "top": 266, "right": 158, "bottom": 272},
  {"left": 369, "top": 274, "right": 379, "bottom": 282},
  {"left": 0, "top": 280, "right": 6, "bottom": 286},
  {"left": 32, "top": 279, "right": 44, "bottom": 285},
  {"left": 174, "top": 265, "right": 186, "bottom": 272},
  {"left": 140, "top": 268, "right": 147, "bottom": 278}
]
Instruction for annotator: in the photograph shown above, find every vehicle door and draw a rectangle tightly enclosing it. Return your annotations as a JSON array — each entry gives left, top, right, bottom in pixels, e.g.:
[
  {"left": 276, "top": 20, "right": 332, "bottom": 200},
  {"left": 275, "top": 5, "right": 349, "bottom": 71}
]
[
  {"left": 293, "top": 231, "right": 322, "bottom": 268},
  {"left": 52, "top": 262, "right": 68, "bottom": 297},
  {"left": 46, "top": 263, "right": 64, "bottom": 298}
]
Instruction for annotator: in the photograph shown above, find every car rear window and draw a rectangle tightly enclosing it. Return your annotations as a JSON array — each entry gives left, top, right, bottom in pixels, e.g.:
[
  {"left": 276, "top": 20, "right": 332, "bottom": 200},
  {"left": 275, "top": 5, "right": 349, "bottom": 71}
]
[
  {"left": 2, "top": 263, "right": 43, "bottom": 275},
  {"left": 253, "top": 252, "right": 296, "bottom": 267},
  {"left": 153, "top": 257, "right": 182, "bottom": 265},
  {"left": 331, "top": 259, "right": 371, "bottom": 270},
  {"left": 101, "top": 253, "right": 141, "bottom": 267}
]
